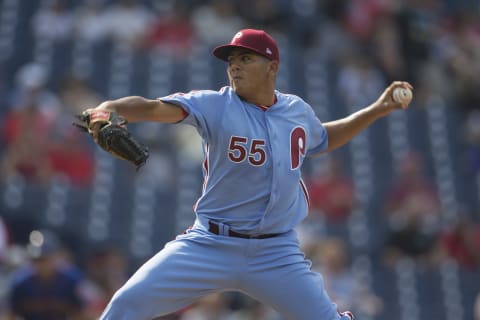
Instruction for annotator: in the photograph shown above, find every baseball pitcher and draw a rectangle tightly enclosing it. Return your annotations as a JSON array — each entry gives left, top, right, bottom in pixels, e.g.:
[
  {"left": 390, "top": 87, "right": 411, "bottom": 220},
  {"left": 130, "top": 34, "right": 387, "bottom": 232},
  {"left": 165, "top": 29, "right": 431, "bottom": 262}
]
[{"left": 81, "top": 29, "right": 412, "bottom": 320}]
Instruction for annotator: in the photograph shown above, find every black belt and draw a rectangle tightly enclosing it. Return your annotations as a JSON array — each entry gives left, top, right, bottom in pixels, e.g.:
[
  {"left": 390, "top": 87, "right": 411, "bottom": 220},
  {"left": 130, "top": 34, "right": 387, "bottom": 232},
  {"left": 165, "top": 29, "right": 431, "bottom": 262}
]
[{"left": 208, "top": 221, "right": 280, "bottom": 239}]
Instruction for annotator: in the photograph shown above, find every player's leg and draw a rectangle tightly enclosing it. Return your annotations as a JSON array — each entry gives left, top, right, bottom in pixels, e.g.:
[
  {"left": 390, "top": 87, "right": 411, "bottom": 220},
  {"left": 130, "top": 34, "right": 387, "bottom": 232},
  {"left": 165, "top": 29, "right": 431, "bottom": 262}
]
[
  {"left": 100, "top": 229, "right": 242, "bottom": 320},
  {"left": 240, "top": 231, "right": 353, "bottom": 320}
]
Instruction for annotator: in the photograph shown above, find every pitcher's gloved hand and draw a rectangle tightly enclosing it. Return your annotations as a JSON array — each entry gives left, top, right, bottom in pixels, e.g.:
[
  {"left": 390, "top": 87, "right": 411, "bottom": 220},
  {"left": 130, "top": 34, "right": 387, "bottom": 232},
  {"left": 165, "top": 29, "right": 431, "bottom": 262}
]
[{"left": 73, "top": 110, "right": 149, "bottom": 170}]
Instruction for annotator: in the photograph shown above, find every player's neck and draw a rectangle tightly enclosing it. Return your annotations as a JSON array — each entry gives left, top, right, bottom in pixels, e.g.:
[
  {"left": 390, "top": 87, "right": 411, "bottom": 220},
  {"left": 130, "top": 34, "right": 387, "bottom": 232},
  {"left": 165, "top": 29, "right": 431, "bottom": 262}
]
[{"left": 238, "top": 89, "right": 276, "bottom": 107}]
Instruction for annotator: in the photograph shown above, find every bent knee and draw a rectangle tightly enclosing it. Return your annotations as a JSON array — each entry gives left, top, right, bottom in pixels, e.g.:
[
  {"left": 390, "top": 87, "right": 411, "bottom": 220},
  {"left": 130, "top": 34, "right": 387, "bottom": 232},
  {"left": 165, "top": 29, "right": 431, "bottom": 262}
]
[{"left": 102, "top": 286, "right": 149, "bottom": 319}]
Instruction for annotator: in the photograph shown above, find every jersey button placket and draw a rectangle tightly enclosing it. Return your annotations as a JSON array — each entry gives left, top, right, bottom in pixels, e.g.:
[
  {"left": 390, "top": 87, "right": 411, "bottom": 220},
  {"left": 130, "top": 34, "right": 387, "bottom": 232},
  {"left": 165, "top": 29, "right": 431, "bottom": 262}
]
[
  {"left": 264, "top": 116, "right": 277, "bottom": 216},
  {"left": 254, "top": 113, "right": 273, "bottom": 234}
]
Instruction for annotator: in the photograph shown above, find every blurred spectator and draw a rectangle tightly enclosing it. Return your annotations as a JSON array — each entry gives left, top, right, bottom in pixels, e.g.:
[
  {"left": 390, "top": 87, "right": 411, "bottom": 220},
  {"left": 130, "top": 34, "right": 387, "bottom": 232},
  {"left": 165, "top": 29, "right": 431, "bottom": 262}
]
[
  {"left": 342, "top": 0, "right": 392, "bottom": 40},
  {"left": 285, "top": 0, "right": 320, "bottom": 47},
  {"left": 5, "top": 229, "right": 90, "bottom": 320},
  {"left": 32, "top": 0, "right": 74, "bottom": 42},
  {"left": 192, "top": 0, "right": 246, "bottom": 46},
  {"left": 311, "top": 14, "right": 353, "bottom": 63},
  {"left": 58, "top": 74, "right": 102, "bottom": 116},
  {"left": 297, "top": 155, "right": 357, "bottom": 256},
  {"left": 237, "top": 0, "right": 288, "bottom": 32},
  {"left": 384, "top": 152, "right": 440, "bottom": 224},
  {"left": 47, "top": 128, "right": 95, "bottom": 187},
  {"left": 179, "top": 293, "right": 231, "bottom": 320},
  {"left": 336, "top": 50, "right": 386, "bottom": 108},
  {"left": 177, "top": 292, "right": 281, "bottom": 320},
  {"left": 1, "top": 63, "right": 59, "bottom": 183},
  {"left": 82, "top": 245, "right": 128, "bottom": 318},
  {"left": 72, "top": 0, "right": 109, "bottom": 44},
  {"left": 145, "top": 1, "right": 196, "bottom": 59},
  {"left": 298, "top": 156, "right": 356, "bottom": 248},
  {"left": 3, "top": 66, "right": 97, "bottom": 185},
  {"left": 311, "top": 238, "right": 383, "bottom": 317},
  {"left": 8, "top": 62, "right": 61, "bottom": 123},
  {"left": 1, "top": 103, "right": 54, "bottom": 184},
  {"left": 446, "top": 13, "right": 480, "bottom": 113},
  {"left": 382, "top": 152, "right": 441, "bottom": 265},
  {"left": 463, "top": 110, "right": 480, "bottom": 175},
  {"left": 371, "top": 14, "right": 407, "bottom": 82},
  {"left": 44, "top": 74, "right": 97, "bottom": 186},
  {"left": 306, "top": 156, "right": 355, "bottom": 236},
  {"left": 437, "top": 214, "right": 480, "bottom": 270},
  {"left": 0, "top": 243, "right": 27, "bottom": 319},
  {"left": 383, "top": 211, "right": 438, "bottom": 266},
  {"left": 102, "top": 0, "right": 153, "bottom": 48},
  {"left": 228, "top": 298, "right": 280, "bottom": 320},
  {"left": 395, "top": 0, "right": 443, "bottom": 82}
]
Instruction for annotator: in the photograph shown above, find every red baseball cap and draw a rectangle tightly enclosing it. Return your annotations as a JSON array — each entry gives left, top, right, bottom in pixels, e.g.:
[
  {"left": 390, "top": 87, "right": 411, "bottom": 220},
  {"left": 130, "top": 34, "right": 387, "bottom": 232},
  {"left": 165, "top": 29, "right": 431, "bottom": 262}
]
[{"left": 212, "top": 29, "right": 280, "bottom": 62}]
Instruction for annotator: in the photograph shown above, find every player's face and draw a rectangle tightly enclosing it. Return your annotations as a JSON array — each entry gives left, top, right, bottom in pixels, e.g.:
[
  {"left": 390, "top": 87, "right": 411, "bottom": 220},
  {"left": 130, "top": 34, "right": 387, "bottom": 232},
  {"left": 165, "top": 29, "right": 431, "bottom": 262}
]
[{"left": 227, "top": 49, "right": 276, "bottom": 100}]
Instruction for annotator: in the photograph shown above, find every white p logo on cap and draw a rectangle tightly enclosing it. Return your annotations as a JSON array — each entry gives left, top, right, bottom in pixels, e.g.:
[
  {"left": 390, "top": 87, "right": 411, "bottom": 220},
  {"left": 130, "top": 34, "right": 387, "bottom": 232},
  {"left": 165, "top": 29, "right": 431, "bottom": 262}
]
[
  {"left": 234, "top": 32, "right": 243, "bottom": 39},
  {"left": 266, "top": 48, "right": 272, "bottom": 55}
]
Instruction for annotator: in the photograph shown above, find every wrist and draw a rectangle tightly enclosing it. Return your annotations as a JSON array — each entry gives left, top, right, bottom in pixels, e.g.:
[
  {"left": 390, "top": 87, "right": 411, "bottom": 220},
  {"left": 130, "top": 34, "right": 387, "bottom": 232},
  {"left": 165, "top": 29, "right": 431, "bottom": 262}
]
[
  {"left": 372, "top": 100, "right": 394, "bottom": 117},
  {"left": 97, "top": 101, "right": 115, "bottom": 112}
]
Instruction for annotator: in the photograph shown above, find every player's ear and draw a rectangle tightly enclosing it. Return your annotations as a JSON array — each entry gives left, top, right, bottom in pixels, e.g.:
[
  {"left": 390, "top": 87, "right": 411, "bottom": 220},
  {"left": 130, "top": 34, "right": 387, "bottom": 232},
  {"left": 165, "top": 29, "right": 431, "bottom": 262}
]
[{"left": 268, "top": 60, "right": 279, "bottom": 76}]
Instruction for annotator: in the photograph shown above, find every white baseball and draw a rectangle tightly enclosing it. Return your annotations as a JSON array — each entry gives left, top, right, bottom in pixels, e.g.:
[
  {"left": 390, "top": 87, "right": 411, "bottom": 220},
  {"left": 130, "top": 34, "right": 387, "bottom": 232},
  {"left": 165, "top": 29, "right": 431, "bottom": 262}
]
[{"left": 392, "top": 87, "right": 412, "bottom": 105}]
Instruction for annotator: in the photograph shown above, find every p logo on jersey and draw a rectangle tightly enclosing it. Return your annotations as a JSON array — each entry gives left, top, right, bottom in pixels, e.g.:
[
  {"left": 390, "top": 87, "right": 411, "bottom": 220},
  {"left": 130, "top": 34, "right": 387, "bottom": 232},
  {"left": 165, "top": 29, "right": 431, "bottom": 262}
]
[{"left": 290, "top": 126, "right": 306, "bottom": 170}]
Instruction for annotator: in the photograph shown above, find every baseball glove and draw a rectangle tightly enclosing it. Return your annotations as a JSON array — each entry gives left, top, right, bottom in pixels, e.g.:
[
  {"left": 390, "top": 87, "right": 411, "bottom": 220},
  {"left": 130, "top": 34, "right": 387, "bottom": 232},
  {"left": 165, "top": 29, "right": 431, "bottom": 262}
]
[{"left": 73, "top": 110, "right": 149, "bottom": 170}]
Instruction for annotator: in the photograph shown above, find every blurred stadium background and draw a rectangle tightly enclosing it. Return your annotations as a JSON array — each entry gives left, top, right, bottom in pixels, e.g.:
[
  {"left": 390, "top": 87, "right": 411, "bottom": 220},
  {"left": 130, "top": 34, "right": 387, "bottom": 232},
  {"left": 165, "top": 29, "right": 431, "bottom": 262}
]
[{"left": 0, "top": 0, "right": 479, "bottom": 319}]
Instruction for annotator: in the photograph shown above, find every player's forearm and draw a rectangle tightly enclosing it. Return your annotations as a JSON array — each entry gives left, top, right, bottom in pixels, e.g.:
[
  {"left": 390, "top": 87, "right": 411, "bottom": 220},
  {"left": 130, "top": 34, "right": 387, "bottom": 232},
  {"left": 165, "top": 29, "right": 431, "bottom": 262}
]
[
  {"left": 96, "top": 96, "right": 185, "bottom": 123},
  {"left": 323, "top": 102, "right": 390, "bottom": 152}
]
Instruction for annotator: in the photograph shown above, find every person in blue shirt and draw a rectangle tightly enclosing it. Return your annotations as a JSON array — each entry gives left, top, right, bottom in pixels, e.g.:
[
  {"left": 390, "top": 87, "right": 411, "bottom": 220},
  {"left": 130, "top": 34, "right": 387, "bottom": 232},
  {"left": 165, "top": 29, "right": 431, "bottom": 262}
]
[
  {"left": 6, "top": 230, "right": 89, "bottom": 320},
  {"left": 85, "top": 29, "right": 413, "bottom": 320}
]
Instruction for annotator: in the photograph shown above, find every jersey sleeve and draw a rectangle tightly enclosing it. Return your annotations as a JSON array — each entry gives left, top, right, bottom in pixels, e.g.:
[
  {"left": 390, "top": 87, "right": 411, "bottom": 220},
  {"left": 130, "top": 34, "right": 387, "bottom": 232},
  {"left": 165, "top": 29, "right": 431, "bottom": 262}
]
[
  {"left": 304, "top": 104, "right": 328, "bottom": 156},
  {"left": 158, "top": 90, "right": 222, "bottom": 140}
]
